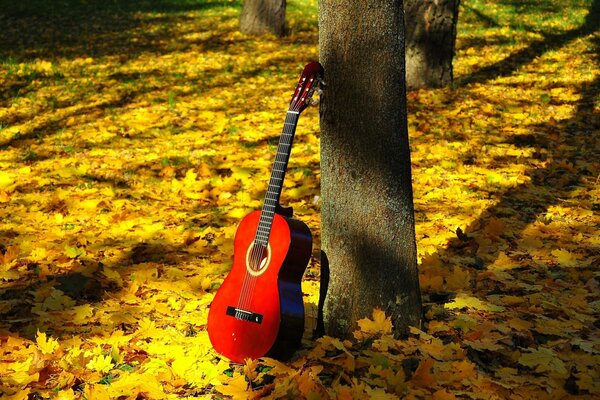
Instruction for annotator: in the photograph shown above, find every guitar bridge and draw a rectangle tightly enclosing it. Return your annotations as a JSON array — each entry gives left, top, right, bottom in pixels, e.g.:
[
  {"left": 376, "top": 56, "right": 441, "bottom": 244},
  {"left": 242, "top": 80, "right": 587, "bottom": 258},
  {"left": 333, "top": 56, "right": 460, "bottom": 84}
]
[{"left": 226, "top": 306, "right": 263, "bottom": 324}]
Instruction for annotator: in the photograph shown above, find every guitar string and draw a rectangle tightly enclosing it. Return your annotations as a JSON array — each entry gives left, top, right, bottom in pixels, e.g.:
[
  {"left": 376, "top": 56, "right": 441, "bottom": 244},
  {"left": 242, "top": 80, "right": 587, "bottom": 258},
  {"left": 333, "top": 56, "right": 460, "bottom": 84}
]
[
  {"left": 241, "top": 109, "right": 298, "bottom": 311},
  {"left": 235, "top": 77, "right": 317, "bottom": 314},
  {"left": 238, "top": 112, "right": 297, "bottom": 311},
  {"left": 235, "top": 111, "right": 290, "bottom": 311},
  {"left": 236, "top": 108, "right": 300, "bottom": 312},
  {"left": 236, "top": 121, "right": 289, "bottom": 311},
  {"left": 236, "top": 135, "right": 285, "bottom": 311}
]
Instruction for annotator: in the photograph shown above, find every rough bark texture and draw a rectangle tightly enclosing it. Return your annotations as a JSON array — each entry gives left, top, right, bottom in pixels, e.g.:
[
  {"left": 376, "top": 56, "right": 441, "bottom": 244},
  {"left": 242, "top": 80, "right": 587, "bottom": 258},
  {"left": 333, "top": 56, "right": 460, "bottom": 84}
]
[
  {"left": 319, "top": 0, "right": 422, "bottom": 339},
  {"left": 239, "top": 0, "right": 286, "bottom": 37},
  {"left": 404, "top": 0, "right": 460, "bottom": 90}
]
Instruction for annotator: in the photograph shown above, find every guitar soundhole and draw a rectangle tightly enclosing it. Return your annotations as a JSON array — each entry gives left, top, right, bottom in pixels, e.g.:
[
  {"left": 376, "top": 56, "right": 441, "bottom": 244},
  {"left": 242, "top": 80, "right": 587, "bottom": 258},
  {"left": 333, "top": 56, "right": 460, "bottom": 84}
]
[{"left": 245, "top": 241, "right": 271, "bottom": 276}]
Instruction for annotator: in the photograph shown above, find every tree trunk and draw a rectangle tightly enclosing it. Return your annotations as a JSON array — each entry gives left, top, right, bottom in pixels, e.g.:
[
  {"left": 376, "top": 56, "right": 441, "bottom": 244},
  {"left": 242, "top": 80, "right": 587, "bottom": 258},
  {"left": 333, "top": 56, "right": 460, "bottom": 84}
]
[
  {"left": 319, "top": 0, "right": 422, "bottom": 339},
  {"left": 240, "top": 0, "right": 286, "bottom": 37},
  {"left": 404, "top": 0, "right": 460, "bottom": 90}
]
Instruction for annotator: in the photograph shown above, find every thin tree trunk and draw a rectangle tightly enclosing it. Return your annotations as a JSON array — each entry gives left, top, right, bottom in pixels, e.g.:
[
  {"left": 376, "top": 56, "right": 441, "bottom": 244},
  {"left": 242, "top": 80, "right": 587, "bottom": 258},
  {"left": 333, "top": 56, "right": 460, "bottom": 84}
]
[
  {"left": 404, "top": 0, "right": 460, "bottom": 89},
  {"left": 240, "top": 0, "right": 286, "bottom": 37},
  {"left": 319, "top": 0, "right": 422, "bottom": 338}
]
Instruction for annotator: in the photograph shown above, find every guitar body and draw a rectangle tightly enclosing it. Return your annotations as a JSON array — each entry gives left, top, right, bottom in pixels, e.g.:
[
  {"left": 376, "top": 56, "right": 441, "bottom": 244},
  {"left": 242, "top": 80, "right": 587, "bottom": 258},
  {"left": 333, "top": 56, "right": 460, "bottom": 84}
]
[
  {"left": 207, "top": 61, "right": 322, "bottom": 363},
  {"left": 207, "top": 211, "right": 312, "bottom": 363}
]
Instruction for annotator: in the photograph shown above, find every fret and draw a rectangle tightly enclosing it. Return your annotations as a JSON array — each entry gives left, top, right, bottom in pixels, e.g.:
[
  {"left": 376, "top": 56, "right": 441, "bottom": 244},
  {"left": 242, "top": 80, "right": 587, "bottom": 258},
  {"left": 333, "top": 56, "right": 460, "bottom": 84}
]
[
  {"left": 261, "top": 209, "right": 276, "bottom": 215},
  {"left": 256, "top": 228, "right": 270, "bottom": 237},
  {"left": 256, "top": 231, "right": 270, "bottom": 240},
  {"left": 256, "top": 228, "right": 271, "bottom": 237},
  {"left": 255, "top": 239, "right": 269, "bottom": 246},
  {"left": 257, "top": 228, "right": 272, "bottom": 237}
]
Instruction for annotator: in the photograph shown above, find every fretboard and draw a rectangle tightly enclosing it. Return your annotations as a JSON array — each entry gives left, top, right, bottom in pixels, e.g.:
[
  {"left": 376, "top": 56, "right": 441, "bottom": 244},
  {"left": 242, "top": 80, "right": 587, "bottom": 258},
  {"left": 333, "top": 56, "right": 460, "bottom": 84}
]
[{"left": 254, "top": 110, "right": 300, "bottom": 246}]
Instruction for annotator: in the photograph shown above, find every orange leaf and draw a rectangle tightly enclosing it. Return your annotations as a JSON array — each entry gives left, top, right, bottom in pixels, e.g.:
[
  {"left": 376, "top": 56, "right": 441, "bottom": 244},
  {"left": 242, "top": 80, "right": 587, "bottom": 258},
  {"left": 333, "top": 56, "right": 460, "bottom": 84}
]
[
  {"left": 411, "top": 357, "right": 436, "bottom": 387},
  {"left": 0, "top": 245, "right": 19, "bottom": 265}
]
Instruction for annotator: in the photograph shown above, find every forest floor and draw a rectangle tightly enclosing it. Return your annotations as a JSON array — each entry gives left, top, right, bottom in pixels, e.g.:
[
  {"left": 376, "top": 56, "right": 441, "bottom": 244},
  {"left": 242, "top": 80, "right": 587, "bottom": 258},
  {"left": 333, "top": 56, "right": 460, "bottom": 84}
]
[{"left": 0, "top": 0, "right": 598, "bottom": 398}]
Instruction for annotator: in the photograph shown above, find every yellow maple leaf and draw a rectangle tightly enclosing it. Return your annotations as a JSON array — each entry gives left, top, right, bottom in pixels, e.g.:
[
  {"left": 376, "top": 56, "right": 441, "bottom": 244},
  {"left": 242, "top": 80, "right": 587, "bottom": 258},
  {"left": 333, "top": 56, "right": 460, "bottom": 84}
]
[
  {"left": 183, "top": 169, "right": 198, "bottom": 186},
  {"left": 551, "top": 249, "right": 580, "bottom": 267},
  {"left": 82, "top": 384, "right": 111, "bottom": 400},
  {"left": 518, "top": 347, "right": 568, "bottom": 377},
  {"left": 64, "top": 245, "right": 86, "bottom": 259},
  {"left": 72, "top": 304, "right": 95, "bottom": 324},
  {"left": 354, "top": 308, "right": 393, "bottom": 340},
  {"left": 296, "top": 366, "right": 330, "bottom": 399},
  {"left": 41, "top": 288, "right": 76, "bottom": 311},
  {"left": 243, "top": 358, "right": 259, "bottom": 383},
  {"left": 445, "top": 266, "right": 470, "bottom": 291},
  {"left": 0, "top": 190, "right": 10, "bottom": 203},
  {"left": 363, "top": 385, "right": 400, "bottom": 399},
  {"left": 137, "top": 316, "right": 162, "bottom": 338},
  {"left": 102, "top": 267, "right": 123, "bottom": 286},
  {"left": 55, "top": 389, "right": 76, "bottom": 400},
  {"left": 482, "top": 217, "right": 505, "bottom": 240},
  {"left": 105, "top": 371, "right": 168, "bottom": 399},
  {"left": 489, "top": 251, "right": 518, "bottom": 271},
  {"left": 4, "top": 357, "right": 40, "bottom": 385},
  {"left": 0, "top": 171, "right": 15, "bottom": 189},
  {"left": 261, "top": 357, "right": 296, "bottom": 376},
  {"left": 444, "top": 294, "right": 505, "bottom": 312},
  {"left": 86, "top": 354, "right": 114, "bottom": 373},
  {"left": 36, "top": 330, "right": 60, "bottom": 355},
  {"left": 55, "top": 371, "right": 75, "bottom": 389},
  {"left": 214, "top": 374, "right": 251, "bottom": 399}
]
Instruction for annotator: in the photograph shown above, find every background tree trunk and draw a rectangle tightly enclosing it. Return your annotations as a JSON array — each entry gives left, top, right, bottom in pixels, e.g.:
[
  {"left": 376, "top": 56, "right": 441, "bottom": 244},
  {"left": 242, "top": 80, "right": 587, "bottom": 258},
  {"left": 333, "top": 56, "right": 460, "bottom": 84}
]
[
  {"left": 404, "top": 0, "right": 460, "bottom": 90},
  {"left": 318, "top": 0, "right": 422, "bottom": 339},
  {"left": 240, "top": 0, "right": 286, "bottom": 37}
]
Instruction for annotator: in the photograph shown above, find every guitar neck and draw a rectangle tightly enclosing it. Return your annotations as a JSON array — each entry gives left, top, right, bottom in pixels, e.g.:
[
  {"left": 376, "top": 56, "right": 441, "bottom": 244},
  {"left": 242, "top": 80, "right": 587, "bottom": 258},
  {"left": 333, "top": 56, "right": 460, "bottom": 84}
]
[{"left": 254, "top": 110, "right": 300, "bottom": 245}]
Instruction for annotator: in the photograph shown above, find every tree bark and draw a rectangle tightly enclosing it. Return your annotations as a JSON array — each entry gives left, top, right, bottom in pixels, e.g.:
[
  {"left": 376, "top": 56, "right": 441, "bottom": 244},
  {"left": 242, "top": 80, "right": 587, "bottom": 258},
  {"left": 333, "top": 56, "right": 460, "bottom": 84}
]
[
  {"left": 404, "top": 0, "right": 460, "bottom": 90},
  {"left": 319, "top": 0, "right": 422, "bottom": 339},
  {"left": 240, "top": 0, "right": 286, "bottom": 37}
]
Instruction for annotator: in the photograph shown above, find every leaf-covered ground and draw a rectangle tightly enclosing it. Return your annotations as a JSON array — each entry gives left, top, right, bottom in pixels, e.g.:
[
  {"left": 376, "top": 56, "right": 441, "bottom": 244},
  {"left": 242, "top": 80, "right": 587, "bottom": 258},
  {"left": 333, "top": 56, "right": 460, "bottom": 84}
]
[{"left": 1, "top": 0, "right": 598, "bottom": 398}]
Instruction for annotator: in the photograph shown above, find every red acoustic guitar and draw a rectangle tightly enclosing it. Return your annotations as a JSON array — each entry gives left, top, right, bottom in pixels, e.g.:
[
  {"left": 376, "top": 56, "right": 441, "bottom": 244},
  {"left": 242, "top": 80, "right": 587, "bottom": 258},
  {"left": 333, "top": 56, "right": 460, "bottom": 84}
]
[{"left": 207, "top": 62, "right": 324, "bottom": 363}]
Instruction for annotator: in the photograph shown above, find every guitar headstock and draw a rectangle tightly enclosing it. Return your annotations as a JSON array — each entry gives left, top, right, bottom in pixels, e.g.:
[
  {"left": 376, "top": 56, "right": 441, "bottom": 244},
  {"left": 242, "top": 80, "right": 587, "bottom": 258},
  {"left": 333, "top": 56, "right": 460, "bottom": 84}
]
[{"left": 289, "top": 61, "right": 324, "bottom": 114}]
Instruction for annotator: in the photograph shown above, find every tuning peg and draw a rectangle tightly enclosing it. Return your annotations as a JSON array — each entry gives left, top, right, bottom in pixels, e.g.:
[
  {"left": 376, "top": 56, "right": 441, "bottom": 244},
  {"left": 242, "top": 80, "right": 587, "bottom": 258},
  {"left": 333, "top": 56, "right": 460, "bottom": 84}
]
[{"left": 310, "top": 97, "right": 320, "bottom": 106}]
